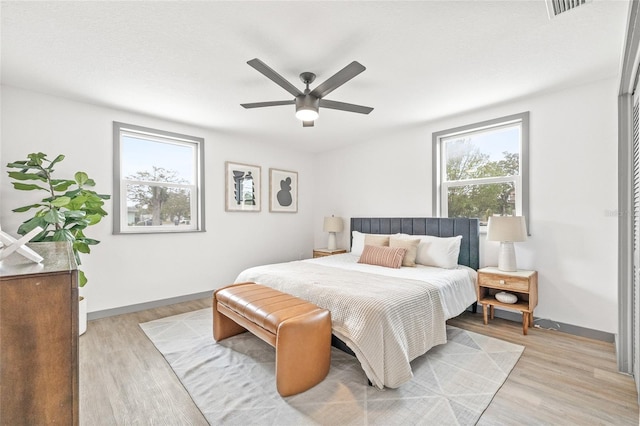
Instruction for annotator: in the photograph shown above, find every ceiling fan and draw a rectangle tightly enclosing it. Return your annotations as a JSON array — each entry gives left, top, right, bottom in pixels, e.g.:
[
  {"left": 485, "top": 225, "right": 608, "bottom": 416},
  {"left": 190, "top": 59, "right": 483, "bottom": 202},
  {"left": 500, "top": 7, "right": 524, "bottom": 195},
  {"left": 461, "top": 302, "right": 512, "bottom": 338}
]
[{"left": 241, "top": 58, "right": 374, "bottom": 127}]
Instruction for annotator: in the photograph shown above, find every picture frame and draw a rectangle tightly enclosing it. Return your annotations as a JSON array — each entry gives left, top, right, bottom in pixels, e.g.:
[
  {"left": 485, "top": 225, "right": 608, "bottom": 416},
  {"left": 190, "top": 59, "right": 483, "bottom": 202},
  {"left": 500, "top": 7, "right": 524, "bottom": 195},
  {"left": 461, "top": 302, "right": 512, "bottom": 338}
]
[
  {"left": 269, "top": 168, "right": 298, "bottom": 213},
  {"left": 225, "top": 161, "right": 261, "bottom": 212}
]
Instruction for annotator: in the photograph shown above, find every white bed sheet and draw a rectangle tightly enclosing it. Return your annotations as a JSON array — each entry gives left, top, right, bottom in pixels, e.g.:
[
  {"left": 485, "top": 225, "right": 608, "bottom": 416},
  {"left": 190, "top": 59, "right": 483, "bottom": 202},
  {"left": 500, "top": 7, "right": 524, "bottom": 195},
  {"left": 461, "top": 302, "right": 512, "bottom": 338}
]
[{"left": 305, "top": 253, "right": 477, "bottom": 319}]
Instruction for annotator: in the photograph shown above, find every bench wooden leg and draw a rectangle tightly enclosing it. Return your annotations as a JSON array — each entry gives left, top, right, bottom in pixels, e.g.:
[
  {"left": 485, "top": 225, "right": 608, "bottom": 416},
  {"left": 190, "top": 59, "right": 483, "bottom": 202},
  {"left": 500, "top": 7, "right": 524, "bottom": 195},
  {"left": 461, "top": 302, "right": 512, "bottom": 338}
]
[{"left": 275, "top": 309, "right": 332, "bottom": 397}]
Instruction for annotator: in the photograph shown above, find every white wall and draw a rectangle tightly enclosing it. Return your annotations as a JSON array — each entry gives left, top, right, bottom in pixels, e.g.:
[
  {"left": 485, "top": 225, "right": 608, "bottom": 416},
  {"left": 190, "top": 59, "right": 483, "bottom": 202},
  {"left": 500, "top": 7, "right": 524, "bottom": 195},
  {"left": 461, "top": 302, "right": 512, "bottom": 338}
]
[
  {"left": 313, "top": 77, "right": 619, "bottom": 334},
  {"left": 0, "top": 86, "right": 315, "bottom": 313},
  {"left": 1, "top": 79, "right": 620, "bottom": 334}
]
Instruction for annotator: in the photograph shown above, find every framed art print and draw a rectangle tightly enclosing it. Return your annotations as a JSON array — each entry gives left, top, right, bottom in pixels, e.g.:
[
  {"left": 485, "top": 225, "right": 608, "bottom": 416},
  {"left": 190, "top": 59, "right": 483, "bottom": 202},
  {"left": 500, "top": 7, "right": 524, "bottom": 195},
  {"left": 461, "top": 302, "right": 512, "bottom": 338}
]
[
  {"left": 225, "top": 161, "right": 261, "bottom": 212},
  {"left": 269, "top": 168, "right": 298, "bottom": 213}
]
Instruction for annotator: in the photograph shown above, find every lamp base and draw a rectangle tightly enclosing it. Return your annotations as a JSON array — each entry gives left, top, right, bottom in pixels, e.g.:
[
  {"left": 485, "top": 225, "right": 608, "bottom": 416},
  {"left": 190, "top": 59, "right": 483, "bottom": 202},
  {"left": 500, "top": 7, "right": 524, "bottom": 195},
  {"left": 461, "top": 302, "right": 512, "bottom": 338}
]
[
  {"left": 327, "top": 233, "right": 337, "bottom": 250},
  {"left": 498, "top": 242, "right": 517, "bottom": 272}
]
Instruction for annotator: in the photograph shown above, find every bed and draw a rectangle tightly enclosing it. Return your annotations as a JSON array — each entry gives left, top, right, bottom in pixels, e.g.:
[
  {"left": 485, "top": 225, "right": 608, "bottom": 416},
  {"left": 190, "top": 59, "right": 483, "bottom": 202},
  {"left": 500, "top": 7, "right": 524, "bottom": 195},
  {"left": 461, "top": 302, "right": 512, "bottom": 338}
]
[{"left": 235, "top": 217, "right": 479, "bottom": 389}]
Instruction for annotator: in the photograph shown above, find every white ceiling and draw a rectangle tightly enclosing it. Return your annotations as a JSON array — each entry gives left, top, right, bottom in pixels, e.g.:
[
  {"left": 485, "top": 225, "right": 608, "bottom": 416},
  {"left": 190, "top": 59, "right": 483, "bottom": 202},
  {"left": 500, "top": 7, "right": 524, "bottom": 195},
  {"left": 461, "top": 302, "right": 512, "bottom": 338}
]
[{"left": 0, "top": 1, "right": 630, "bottom": 153}]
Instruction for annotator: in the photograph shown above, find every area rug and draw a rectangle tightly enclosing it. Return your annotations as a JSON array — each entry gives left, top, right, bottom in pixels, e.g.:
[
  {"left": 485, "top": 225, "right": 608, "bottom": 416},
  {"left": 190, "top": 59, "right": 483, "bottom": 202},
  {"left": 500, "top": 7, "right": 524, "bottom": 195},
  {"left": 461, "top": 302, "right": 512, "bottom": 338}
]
[{"left": 140, "top": 309, "right": 523, "bottom": 425}]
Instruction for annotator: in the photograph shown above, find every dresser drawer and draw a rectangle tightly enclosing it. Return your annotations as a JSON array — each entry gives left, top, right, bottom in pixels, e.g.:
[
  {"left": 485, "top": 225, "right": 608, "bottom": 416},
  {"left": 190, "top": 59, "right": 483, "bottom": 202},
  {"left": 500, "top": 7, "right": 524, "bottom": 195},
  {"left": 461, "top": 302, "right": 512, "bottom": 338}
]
[{"left": 478, "top": 273, "right": 530, "bottom": 292}]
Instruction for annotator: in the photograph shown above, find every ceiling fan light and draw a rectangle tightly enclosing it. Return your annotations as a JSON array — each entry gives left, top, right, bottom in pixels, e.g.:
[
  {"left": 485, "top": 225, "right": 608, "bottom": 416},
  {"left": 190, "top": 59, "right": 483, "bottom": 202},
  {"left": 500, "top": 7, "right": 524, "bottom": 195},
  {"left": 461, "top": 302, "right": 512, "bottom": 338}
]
[
  {"left": 295, "top": 108, "right": 319, "bottom": 121},
  {"left": 295, "top": 95, "right": 319, "bottom": 121}
]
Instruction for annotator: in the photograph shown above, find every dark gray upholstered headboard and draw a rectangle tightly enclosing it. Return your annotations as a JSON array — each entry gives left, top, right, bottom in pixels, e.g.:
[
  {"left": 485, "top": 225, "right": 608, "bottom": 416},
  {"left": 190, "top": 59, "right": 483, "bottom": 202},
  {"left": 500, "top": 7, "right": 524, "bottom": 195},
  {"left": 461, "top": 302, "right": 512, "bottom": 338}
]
[{"left": 350, "top": 217, "right": 480, "bottom": 270}]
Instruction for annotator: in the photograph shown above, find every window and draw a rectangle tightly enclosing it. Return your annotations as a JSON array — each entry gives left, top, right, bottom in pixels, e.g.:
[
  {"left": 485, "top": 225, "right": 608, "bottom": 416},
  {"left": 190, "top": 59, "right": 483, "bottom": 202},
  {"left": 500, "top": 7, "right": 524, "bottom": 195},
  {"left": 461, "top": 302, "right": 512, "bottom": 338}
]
[
  {"left": 113, "top": 122, "right": 205, "bottom": 234},
  {"left": 432, "top": 112, "right": 529, "bottom": 230}
]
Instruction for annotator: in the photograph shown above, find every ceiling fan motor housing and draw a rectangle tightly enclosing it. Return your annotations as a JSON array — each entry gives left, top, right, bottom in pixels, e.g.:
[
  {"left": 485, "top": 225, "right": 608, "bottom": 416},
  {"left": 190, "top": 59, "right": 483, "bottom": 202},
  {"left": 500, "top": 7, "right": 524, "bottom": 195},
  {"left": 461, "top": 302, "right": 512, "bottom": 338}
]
[{"left": 295, "top": 95, "right": 320, "bottom": 120}]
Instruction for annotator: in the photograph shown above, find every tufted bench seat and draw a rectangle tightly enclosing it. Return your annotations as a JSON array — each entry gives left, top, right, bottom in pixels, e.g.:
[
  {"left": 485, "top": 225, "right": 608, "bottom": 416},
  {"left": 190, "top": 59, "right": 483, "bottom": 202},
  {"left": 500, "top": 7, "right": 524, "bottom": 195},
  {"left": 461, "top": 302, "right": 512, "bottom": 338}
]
[{"left": 213, "top": 282, "right": 332, "bottom": 396}]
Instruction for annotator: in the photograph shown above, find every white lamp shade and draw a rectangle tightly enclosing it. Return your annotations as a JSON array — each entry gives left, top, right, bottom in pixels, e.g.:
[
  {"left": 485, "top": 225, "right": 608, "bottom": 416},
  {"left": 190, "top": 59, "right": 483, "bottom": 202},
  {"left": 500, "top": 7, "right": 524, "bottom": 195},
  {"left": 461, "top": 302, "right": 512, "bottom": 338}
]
[
  {"left": 486, "top": 216, "right": 527, "bottom": 242},
  {"left": 323, "top": 216, "right": 344, "bottom": 233}
]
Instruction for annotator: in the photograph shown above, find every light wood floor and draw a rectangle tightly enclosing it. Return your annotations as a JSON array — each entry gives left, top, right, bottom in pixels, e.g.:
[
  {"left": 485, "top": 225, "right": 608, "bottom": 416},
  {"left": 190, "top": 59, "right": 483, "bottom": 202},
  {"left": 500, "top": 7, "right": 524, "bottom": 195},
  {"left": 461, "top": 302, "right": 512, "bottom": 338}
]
[{"left": 80, "top": 298, "right": 639, "bottom": 425}]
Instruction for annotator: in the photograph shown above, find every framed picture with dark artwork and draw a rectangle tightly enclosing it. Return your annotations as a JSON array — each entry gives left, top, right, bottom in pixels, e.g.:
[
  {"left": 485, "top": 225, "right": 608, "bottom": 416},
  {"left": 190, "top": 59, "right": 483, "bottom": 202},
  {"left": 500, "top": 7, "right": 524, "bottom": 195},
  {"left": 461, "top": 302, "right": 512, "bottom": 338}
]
[
  {"left": 269, "top": 168, "right": 298, "bottom": 213},
  {"left": 225, "top": 161, "right": 261, "bottom": 212}
]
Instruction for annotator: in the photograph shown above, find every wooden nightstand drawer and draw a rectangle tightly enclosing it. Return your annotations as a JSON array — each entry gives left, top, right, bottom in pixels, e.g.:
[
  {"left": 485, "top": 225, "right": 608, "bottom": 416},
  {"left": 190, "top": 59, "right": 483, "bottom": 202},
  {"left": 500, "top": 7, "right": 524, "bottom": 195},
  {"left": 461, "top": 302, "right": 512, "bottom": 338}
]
[
  {"left": 478, "top": 273, "right": 529, "bottom": 292},
  {"left": 313, "top": 249, "right": 347, "bottom": 258}
]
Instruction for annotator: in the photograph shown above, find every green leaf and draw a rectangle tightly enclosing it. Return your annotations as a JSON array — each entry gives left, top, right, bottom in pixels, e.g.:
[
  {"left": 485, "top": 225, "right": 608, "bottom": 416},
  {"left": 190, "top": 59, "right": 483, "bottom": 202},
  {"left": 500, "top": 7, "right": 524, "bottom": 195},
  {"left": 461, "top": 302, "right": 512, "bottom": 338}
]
[
  {"left": 32, "top": 229, "right": 51, "bottom": 242},
  {"left": 27, "top": 152, "right": 46, "bottom": 166},
  {"left": 17, "top": 216, "right": 48, "bottom": 236},
  {"left": 49, "top": 154, "right": 65, "bottom": 169},
  {"left": 12, "top": 182, "right": 48, "bottom": 191},
  {"left": 44, "top": 209, "right": 65, "bottom": 224},
  {"left": 66, "top": 220, "right": 90, "bottom": 231},
  {"left": 52, "top": 229, "right": 74, "bottom": 242},
  {"left": 81, "top": 238, "right": 100, "bottom": 245},
  {"left": 67, "top": 195, "right": 88, "bottom": 210},
  {"left": 64, "top": 188, "right": 82, "bottom": 198},
  {"left": 75, "top": 171, "right": 89, "bottom": 186},
  {"left": 84, "top": 205, "right": 108, "bottom": 218},
  {"left": 78, "top": 270, "right": 87, "bottom": 287},
  {"left": 97, "top": 193, "right": 111, "bottom": 200},
  {"left": 50, "top": 196, "right": 71, "bottom": 207},
  {"left": 85, "top": 213, "right": 103, "bottom": 225},
  {"left": 7, "top": 171, "right": 47, "bottom": 182},
  {"left": 53, "top": 181, "right": 74, "bottom": 192},
  {"left": 84, "top": 178, "right": 96, "bottom": 187},
  {"left": 74, "top": 241, "right": 90, "bottom": 254},
  {"left": 64, "top": 210, "right": 86, "bottom": 219},
  {"left": 12, "top": 203, "right": 44, "bottom": 213},
  {"left": 6, "top": 161, "right": 28, "bottom": 168}
]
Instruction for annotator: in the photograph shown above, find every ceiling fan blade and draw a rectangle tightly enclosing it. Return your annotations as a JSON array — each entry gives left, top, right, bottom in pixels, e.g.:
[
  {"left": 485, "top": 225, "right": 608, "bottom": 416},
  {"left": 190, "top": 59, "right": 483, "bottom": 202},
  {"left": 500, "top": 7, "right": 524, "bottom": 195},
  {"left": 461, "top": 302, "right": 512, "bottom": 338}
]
[
  {"left": 319, "top": 99, "right": 373, "bottom": 114},
  {"left": 303, "top": 121, "right": 314, "bottom": 127},
  {"left": 310, "top": 61, "right": 366, "bottom": 99},
  {"left": 241, "top": 100, "right": 295, "bottom": 109},
  {"left": 247, "top": 58, "right": 303, "bottom": 98}
]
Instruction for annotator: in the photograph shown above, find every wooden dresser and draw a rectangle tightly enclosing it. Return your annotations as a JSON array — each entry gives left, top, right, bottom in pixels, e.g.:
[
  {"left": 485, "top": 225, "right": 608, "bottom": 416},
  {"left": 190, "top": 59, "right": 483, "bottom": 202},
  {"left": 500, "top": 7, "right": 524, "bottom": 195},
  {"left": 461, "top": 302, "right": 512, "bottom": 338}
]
[{"left": 0, "top": 242, "right": 79, "bottom": 425}]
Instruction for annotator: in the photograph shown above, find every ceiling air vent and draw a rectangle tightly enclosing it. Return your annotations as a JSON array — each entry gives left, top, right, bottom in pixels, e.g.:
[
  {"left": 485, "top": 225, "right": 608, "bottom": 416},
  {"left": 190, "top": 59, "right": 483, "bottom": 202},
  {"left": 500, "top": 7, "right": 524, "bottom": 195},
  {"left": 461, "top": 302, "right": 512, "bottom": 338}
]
[{"left": 545, "top": 0, "right": 592, "bottom": 19}]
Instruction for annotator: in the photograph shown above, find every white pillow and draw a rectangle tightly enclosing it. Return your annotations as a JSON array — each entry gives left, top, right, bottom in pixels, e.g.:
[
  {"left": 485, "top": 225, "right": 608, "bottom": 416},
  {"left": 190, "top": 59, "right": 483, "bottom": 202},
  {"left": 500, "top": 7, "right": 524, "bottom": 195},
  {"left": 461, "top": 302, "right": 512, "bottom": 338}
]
[
  {"left": 397, "top": 234, "right": 462, "bottom": 269},
  {"left": 351, "top": 231, "right": 366, "bottom": 255}
]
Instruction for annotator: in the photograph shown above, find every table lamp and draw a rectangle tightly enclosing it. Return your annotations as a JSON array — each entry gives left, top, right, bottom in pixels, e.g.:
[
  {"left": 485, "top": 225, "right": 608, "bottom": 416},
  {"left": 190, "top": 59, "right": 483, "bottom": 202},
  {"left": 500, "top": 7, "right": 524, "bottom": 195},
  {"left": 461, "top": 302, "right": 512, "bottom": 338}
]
[
  {"left": 486, "top": 216, "right": 527, "bottom": 272},
  {"left": 323, "top": 216, "right": 343, "bottom": 250}
]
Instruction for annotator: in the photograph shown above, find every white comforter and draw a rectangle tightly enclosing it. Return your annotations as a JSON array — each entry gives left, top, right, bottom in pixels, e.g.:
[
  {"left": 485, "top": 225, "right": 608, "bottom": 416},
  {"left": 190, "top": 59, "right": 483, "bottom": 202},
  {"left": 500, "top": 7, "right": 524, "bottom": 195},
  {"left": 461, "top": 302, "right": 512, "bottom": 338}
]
[{"left": 235, "top": 254, "right": 477, "bottom": 389}]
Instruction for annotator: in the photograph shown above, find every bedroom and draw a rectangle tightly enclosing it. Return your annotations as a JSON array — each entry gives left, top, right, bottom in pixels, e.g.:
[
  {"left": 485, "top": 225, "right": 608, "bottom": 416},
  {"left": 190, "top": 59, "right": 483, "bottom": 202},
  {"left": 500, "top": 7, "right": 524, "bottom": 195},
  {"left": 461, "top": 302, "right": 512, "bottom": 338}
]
[{"left": 0, "top": 0, "right": 638, "bottom": 424}]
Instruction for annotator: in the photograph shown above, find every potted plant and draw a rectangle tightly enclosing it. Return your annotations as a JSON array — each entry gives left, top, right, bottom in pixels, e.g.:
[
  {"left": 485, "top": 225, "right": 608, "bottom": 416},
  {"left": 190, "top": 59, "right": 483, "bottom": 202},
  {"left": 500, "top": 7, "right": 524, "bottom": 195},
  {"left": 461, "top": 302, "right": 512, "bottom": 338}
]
[{"left": 6, "top": 152, "right": 110, "bottom": 334}]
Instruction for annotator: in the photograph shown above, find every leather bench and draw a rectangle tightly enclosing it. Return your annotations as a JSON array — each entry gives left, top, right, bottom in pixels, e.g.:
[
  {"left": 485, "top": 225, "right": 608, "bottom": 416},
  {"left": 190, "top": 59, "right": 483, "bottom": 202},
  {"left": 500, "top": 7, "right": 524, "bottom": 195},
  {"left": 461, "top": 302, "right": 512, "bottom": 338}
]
[{"left": 212, "top": 282, "right": 332, "bottom": 396}]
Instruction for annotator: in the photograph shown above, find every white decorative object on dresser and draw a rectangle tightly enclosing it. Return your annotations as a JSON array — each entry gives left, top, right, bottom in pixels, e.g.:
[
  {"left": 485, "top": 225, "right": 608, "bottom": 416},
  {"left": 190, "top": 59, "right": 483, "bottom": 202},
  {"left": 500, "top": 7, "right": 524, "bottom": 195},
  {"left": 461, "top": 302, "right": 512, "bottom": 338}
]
[
  {"left": 495, "top": 291, "right": 518, "bottom": 304},
  {"left": 0, "top": 225, "right": 44, "bottom": 262}
]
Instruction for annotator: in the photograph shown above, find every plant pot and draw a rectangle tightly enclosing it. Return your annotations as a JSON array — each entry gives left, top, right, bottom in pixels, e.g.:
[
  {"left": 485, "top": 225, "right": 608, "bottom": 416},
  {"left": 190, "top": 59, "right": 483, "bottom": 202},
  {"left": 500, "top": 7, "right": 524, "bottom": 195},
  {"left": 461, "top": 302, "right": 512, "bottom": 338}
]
[{"left": 79, "top": 296, "right": 87, "bottom": 335}]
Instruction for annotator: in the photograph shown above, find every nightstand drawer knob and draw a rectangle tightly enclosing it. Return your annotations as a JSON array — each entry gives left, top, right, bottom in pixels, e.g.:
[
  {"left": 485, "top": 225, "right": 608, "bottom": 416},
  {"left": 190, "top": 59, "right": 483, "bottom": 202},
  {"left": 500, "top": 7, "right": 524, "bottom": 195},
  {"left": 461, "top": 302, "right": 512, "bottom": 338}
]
[{"left": 500, "top": 279, "right": 505, "bottom": 284}]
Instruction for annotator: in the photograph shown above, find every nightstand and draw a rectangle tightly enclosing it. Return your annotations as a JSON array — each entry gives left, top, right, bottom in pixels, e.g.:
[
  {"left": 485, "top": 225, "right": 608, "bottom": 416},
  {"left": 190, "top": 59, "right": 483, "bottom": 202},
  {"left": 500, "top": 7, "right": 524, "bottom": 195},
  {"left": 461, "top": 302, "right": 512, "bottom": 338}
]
[
  {"left": 477, "top": 267, "right": 538, "bottom": 335},
  {"left": 313, "top": 248, "right": 347, "bottom": 258}
]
